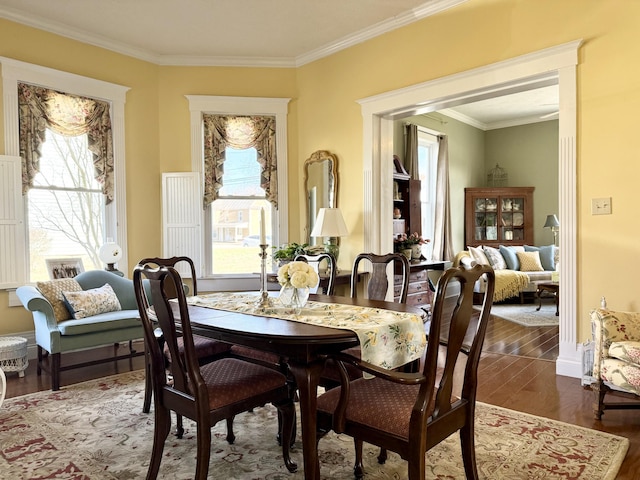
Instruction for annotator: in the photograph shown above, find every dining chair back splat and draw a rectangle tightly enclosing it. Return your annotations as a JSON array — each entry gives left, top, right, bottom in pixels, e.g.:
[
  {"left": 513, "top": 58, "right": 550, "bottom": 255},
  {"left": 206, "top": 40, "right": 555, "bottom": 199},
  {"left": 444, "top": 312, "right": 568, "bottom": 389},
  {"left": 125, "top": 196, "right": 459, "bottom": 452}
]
[
  {"left": 133, "top": 264, "right": 297, "bottom": 479},
  {"left": 316, "top": 264, "right": 496, "bottom": 480},
  {"left": 138, "top": 256, "right": 232, "bottom": 438},
  {"left": 293, "top": 252, "right": 337, "bottom": 295}
]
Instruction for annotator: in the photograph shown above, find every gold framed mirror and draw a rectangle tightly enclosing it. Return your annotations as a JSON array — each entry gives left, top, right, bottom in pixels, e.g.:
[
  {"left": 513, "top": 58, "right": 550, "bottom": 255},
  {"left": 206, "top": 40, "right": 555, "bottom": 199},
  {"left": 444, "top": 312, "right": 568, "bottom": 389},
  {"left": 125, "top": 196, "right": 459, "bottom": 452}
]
[{"left": 304, "top": 150, "right": 338, "bottom": 245}]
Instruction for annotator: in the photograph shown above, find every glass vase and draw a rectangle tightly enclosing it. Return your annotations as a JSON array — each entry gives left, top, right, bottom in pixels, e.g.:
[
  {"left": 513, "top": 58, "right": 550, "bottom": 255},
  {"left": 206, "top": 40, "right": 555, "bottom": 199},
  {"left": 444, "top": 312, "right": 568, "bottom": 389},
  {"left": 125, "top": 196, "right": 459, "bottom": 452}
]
[{"left": 279, "top": 283, "right": 310, "bottom": 314}]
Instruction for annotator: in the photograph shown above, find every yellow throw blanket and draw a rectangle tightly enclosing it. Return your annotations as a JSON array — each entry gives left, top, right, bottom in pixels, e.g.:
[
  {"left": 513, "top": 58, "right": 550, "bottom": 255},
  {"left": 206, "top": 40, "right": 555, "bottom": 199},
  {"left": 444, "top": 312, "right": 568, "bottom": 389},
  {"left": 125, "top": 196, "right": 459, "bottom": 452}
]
[{"left": 493, "top": 270, "right": 530, "bottom": 302}]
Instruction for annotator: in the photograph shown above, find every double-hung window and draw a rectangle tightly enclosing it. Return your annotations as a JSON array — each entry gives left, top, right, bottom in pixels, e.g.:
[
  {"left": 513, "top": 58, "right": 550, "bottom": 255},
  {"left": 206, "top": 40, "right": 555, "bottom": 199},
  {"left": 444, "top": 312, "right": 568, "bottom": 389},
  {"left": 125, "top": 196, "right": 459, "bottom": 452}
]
[
  {"left": 174, "top": 96, "right": 290, "bottom": 291},
  {"left": 0, "top": 57, "right": 128, "bottom": 287},
  {"left": 417, "top": 130, "right": 439, "bottom": 260}
]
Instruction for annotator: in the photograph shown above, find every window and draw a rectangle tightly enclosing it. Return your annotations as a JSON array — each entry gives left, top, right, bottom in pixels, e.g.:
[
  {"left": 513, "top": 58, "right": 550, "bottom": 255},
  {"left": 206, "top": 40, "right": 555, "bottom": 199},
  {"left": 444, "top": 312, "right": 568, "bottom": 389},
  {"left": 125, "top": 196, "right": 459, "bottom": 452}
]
[
  {"left": 181, "top": 95, "right": 290, "bottom": 291},
  {"left": 418, "top": 131, "right": 438, "bottom": 259},
  {"left": 27, "top": 130, "right": 105, "bottom": 280},
  {"left": 210, "top": 146, "right": 272, "bottom": 274},
  {"left": 0, "top": 57, "right": 129, "bottom": 288}
]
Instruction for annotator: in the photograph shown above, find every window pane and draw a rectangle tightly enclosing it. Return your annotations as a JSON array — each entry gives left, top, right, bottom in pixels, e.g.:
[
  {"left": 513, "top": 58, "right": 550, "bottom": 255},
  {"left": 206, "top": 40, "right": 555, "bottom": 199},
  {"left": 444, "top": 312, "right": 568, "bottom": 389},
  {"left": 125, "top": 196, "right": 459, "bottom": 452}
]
[
  {"left": 210, "top": 198, "right": 272, "bottom": 274},
  {"left": 27, "top": 130, "right": 105, "bottom": 281},
  {"left": 218, "top": 147, "right": 264, "bottom": 196}
]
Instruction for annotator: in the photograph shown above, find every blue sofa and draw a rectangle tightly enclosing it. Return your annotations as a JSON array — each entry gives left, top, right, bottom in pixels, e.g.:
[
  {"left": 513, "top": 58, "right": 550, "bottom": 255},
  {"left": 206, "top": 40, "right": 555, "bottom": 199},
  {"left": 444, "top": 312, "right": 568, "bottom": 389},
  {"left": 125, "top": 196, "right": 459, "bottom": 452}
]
[{"left": 16, "top": 269, "right": 146, "bottom": 390}]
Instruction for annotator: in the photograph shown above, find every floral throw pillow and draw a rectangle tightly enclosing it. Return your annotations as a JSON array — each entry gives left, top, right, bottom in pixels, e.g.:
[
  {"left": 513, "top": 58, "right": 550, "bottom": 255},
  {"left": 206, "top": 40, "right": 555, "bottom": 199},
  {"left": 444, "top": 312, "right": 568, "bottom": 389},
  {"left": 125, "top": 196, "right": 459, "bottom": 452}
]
[
  {"left": 62, "top": 283, "right": 122, "bottom": 319},
  {"left": 482, "top": 246, "right": 507, "bottom": 270},
  {"left": 37, "top": 278, "right": 83, "bottom": 321}
]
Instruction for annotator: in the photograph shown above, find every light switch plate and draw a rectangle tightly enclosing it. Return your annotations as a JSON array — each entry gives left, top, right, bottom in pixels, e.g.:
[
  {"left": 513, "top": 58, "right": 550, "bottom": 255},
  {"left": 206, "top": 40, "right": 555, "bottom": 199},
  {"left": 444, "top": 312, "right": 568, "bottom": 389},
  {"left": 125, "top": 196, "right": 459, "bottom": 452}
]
[{"left": 592, "top": 197, "right": 612, "bottom": 215}]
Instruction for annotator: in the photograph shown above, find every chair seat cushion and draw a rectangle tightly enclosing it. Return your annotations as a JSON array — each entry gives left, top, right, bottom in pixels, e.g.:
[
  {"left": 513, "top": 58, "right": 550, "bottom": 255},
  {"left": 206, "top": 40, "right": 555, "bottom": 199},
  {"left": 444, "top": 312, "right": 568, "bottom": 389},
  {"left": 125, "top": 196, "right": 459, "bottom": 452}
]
[
  {"left": 609, "top": 341, "right": 640, "bottom": 365},
  {"left": 164, "top": 335, "right": 232, "bottom": 363},
  {"left": 200, "top": 358, "right": 287, "bottom": 410},
  {"left": 57, "top": 310, "right": 140, "bottom": 335},
  {"left": 600, "top": 357, "right": 640, "bottom": 396},
  {"left": 317, "top": 377, "right": 421, "bottom": 439}
]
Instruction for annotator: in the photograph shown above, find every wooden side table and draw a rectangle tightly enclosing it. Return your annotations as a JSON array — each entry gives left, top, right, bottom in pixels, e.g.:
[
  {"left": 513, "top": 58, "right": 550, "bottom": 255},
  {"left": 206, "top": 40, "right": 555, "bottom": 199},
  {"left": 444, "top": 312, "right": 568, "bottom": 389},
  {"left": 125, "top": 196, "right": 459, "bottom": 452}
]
[{"left": 536, "top": 281, "right": 559, "bottom": 316}]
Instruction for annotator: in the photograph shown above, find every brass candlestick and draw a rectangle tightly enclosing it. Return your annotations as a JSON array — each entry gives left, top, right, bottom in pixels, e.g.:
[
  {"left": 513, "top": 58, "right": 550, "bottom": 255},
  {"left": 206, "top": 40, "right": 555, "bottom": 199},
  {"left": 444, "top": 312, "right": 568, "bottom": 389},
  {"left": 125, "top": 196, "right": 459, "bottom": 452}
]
[{"left": 255, "top": 243, "right": 272, "bottom": 308}]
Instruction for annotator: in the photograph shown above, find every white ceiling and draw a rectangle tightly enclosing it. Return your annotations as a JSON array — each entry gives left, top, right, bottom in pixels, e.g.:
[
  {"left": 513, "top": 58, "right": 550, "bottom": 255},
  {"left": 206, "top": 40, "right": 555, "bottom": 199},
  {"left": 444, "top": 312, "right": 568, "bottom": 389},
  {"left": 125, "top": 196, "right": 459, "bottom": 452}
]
[{"left": 0, "top": 0, "right": 558, "bottom": 129}]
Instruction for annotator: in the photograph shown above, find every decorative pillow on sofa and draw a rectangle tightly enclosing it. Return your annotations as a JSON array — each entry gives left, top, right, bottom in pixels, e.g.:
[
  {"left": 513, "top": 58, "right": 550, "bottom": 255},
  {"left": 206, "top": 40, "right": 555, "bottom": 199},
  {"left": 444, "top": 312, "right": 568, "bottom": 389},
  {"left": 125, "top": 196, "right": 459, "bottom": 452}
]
[
  {"left": 62, "top": 283, "right": 122, "bottom": 319},
  {"left": 482, "top": 246, "right": 507, "bottom": 270},
  {"left": 524, "top": 245, "right": 556, "bottom": 271},
  {"left": 37, "top": 278, "right": 83, "bottom": 322},
  {"left": 516, "top": 251, "right": 544, "bottom": 272},
  {"left": 499, "top": 245, "right": 525, "bottom": 270},
  {"left": 467, "top": 246, "right": 490, "bottom": 265}
]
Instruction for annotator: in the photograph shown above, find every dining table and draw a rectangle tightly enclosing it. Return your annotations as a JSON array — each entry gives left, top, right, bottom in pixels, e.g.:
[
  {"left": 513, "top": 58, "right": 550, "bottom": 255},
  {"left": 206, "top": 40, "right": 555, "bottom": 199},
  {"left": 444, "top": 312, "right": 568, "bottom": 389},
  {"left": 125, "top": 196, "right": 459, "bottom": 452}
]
[{"left": 183, "top": 292, "right": 427, "bottom": 480}]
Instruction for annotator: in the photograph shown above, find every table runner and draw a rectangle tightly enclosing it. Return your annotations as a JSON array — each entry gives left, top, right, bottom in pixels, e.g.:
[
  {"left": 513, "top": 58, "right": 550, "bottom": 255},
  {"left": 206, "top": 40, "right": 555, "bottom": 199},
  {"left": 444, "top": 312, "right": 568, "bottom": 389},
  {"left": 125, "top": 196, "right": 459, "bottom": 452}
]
[{"left": 187, "top": 292, "right": 426, "bottom": 371}]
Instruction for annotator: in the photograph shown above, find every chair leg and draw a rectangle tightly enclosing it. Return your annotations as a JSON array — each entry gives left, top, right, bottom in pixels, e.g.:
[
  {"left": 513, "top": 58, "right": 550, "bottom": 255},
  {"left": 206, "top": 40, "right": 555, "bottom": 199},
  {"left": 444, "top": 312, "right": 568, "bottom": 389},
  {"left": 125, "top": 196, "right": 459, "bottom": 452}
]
[
  {"left": 377, "top": 447, "right": 388, "bottom": 464},
  {"left": 226, "top": 416, "right": 235, "bottom": 444},
  {"left": 353, "top": 438, "right": 364, "bottom": 480},
  {"left": 460, "top": 421, "right": 479, "bottom": 480},
  {"left": 176, "top": 413, "right": 184, "bottom": 438},
  {"left": 51, "top": 353, "right": 61, "bottom": 391},
  {"left": 593, "top": 380, "right": 608, "bottom": 420},
  {"left": 146, "top": 404, "right": 171, "bottom": 480},
  {"left": 275, "top": 399, "right": 298, "bottom": 473},
  {"left": 194, "top": 424, "right": 212, "bottom": 480},
  {"left": 37, "top": 346, "right": 43, "bottom": 376}
]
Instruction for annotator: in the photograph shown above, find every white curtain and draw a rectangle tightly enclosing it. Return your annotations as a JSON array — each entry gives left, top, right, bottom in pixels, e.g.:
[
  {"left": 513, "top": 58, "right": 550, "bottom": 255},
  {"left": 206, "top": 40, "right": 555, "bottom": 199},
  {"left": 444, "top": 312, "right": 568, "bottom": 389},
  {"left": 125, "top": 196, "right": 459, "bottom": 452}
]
[{"left": 432, "top": 135, "right": 454, "bottom": 261}]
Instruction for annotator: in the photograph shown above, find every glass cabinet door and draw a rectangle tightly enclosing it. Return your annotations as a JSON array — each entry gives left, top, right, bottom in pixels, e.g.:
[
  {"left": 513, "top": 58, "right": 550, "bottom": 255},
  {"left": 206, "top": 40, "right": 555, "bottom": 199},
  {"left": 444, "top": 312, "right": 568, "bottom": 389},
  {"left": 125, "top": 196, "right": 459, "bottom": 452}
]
[{"left": 473, "top": 197, "right": 498, "bottom": 241}]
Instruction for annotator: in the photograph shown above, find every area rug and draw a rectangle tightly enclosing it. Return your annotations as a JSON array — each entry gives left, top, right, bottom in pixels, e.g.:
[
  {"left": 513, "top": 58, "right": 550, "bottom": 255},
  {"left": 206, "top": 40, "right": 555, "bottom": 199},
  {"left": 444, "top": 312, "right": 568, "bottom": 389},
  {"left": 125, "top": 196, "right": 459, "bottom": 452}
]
[
  {"left": 0, "top": 371, "right": 627, "bottom": 479},
  {"left": 489, "top": 302, "right": 560, "bottom": 327}
]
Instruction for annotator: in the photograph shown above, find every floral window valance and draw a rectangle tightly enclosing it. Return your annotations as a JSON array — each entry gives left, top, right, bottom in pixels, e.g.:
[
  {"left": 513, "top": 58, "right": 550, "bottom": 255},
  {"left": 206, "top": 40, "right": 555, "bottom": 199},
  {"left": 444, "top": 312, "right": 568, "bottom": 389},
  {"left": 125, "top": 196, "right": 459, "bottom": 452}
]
[
  {"left": 18, "top": 82, "right": 115, "bottom": 203},
  {"left": 203, "top": 114, "right": 277, "bottom": 208}
]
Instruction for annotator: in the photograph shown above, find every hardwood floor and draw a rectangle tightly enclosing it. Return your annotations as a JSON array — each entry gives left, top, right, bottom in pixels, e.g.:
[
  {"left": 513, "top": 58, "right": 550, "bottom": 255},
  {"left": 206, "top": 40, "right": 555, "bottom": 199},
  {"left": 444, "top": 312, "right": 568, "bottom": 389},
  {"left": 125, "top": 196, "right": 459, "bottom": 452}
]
[{"left": 3, "top": 315, "right": 639, "bottom": 479}]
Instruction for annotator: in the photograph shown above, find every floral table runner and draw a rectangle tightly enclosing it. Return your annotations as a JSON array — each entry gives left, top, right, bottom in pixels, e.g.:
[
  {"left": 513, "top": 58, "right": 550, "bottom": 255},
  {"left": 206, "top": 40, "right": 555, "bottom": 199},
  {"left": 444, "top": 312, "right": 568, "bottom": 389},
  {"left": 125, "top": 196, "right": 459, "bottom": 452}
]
[{"left": 187, "top": 292, "right": 426, "bottom": 371}]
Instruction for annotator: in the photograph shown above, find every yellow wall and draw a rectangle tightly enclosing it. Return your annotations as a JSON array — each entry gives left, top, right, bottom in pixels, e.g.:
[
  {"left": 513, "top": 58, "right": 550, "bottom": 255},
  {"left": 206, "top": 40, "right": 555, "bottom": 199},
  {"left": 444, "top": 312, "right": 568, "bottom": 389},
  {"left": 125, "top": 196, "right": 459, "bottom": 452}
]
[{"left": 2, "top": 0, "right": 640, "bottom": 344}]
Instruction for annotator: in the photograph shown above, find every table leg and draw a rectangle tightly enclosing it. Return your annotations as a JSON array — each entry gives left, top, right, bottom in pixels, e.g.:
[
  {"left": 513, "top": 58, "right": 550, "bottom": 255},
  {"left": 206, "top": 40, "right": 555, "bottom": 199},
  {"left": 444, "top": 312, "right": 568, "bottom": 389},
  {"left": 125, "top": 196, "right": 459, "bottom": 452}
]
[
  {"left": 536, "top": 287, "right": 543, "bottom": 311},
  {"left": 288, "top": 359, "right": 325, "bottom": 480}
]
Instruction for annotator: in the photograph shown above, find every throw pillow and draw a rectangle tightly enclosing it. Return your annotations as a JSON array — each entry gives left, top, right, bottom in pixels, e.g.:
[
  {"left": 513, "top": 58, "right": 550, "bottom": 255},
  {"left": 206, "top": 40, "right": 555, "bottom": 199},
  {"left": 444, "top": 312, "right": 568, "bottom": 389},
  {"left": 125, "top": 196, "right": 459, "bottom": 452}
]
[
  {"left": 482, "top": 246, "right": 507, "bottom": 270},
  {"left": 499, "top": 245, "right": 525, "bottom": 270},
  {"left": 62, "top": 283, "right": 122, "bottom": 319},
  {"left": 37, "top": 278, "right": 83, "bottom": 321},
  {"left": 467, "top": 246, "right": 490, "bottom": 265},
  {"left": 517, "top": 251, "right": 544, "bottom": 272},
  {"left": 524, "top": 245, "right": 556, "bottom": 271}
]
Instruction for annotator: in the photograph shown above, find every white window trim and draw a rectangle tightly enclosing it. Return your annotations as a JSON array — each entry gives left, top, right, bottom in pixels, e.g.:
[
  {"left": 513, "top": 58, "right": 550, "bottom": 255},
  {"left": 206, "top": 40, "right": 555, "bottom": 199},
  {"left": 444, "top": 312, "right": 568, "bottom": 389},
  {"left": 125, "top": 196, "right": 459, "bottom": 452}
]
[
  {"left": 185, "top": 95, "right": 290, "bottom": 291},
  {"left": 0, "top": 57, "right": 129, "bottom": 285}
]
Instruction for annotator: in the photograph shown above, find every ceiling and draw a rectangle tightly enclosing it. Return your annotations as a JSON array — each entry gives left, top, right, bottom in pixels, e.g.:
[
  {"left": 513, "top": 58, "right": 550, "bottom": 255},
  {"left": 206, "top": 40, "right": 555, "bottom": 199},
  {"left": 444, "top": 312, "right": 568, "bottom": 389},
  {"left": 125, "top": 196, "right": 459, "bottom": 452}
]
[{"left": 0, "top": 0, "right": 558, "bottom": 129}]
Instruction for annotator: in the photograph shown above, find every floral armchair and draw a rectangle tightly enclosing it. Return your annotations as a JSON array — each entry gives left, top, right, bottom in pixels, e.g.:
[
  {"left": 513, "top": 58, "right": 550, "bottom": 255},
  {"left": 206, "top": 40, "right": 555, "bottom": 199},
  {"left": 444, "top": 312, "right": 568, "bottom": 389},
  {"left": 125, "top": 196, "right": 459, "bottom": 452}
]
[{"left": 591, "top": 308, "right": 640, "bottom": 419}]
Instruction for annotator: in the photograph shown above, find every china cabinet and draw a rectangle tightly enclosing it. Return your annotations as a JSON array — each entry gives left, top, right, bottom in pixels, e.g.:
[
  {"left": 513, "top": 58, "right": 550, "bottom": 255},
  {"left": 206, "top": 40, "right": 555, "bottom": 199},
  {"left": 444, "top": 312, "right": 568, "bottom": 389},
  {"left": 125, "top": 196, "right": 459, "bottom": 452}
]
[
  {"left": 392, "top": 173, "right": 421, "bottom": 237},
  {"left": 464, "top": 187, "right": 534, "bottom": 247}
]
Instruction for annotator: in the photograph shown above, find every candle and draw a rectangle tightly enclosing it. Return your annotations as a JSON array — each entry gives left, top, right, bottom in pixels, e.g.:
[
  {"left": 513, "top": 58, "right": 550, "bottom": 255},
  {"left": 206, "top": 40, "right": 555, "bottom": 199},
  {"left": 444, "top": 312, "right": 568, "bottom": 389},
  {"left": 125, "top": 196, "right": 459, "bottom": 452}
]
[{"left": 260, "top": 207, "right": 266, "bottom": 244}]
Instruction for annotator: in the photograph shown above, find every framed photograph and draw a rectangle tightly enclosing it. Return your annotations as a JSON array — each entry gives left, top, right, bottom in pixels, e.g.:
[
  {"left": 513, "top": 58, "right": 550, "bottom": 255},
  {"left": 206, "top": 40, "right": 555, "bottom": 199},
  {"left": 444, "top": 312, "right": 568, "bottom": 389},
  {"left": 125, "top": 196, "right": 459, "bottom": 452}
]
[{"left": 46, "top": 258, "right": 85, "bottom": 279}]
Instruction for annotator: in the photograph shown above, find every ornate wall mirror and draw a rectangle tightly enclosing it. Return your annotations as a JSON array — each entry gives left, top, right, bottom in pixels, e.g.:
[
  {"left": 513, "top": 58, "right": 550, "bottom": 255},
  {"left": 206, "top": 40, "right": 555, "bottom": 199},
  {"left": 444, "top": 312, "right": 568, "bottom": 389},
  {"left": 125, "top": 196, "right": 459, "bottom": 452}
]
[{"left": 304, "top": 150, "right": 338, "bottom": 245}]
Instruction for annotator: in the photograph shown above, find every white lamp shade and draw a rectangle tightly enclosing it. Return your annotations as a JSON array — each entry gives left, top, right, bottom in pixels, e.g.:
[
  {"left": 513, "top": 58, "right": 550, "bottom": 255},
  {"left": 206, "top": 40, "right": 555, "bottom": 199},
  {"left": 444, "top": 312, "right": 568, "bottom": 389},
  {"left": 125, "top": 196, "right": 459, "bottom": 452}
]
[
  {"left": 310, "top": 208, "right": 349, "bottom": 238},
  {"left": 99, "top": 242, "right": 123, "bottom": 265}
]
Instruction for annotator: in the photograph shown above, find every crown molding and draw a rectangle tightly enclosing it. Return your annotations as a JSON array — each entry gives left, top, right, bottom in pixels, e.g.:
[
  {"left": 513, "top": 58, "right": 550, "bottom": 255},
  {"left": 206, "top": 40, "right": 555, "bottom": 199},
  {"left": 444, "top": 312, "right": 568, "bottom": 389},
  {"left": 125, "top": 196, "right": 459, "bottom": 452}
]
[{"left": 0, "top": 0, "right": 467, "bottom": 68}]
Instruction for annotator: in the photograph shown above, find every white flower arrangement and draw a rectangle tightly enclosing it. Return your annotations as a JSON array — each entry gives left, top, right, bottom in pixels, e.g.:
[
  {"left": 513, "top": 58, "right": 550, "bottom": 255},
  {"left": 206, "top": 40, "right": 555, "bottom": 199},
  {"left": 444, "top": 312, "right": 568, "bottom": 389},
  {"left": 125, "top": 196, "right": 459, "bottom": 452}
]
[{"left": 277, "top": 261, "right": 319, "bottom": 289}]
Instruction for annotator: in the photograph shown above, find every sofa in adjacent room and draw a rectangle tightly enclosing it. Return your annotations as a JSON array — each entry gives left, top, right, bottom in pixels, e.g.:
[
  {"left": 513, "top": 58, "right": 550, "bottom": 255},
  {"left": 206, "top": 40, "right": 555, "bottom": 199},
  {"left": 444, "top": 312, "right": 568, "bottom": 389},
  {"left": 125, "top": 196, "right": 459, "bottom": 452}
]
[
  {"left": 454, "top": 244, "right": 559, "bottom": 303},
  {"left": 16, "top": 269, "right": 146, "bottom": 390}
]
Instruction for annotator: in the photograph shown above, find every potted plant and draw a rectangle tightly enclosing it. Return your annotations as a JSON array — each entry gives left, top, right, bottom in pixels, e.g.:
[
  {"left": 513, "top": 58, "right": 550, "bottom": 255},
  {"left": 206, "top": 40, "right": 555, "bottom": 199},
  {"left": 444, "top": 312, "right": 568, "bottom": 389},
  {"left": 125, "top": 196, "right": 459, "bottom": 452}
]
[
  {"left": 272, "top": 242, "right": 310, "bottom": 265},
  {"left": 394, "top": 232, "right": 430, "bottom": 260}
]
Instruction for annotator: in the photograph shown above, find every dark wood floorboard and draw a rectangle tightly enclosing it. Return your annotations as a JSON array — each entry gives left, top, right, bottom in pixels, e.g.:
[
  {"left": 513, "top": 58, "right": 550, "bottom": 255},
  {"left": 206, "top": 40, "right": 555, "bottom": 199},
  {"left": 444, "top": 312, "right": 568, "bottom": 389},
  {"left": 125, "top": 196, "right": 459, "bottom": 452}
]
[{"left": 3, "top": 317, "right": 638, "bottom": 479}]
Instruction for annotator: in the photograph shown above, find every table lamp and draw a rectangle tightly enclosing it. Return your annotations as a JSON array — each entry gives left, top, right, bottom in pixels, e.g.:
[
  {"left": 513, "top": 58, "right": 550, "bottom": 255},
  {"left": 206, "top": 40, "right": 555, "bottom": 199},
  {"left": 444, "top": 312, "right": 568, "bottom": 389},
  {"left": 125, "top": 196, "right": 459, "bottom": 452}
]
[
  {"left": 310, "top": 208, "right": 349, "bottom": 262},
  {"left": 99, "top": 240, "right": 123, "bottom": 274},
  {"left": 544, "top": 214, "right": 560, "bottom": 246}
]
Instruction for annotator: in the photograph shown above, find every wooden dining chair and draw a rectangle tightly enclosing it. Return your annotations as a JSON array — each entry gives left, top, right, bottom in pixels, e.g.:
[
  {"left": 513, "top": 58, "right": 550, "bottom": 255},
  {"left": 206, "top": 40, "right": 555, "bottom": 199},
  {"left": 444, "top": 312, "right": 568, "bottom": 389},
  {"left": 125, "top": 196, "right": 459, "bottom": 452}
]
[
  {"left": 133, "top": 263, "right": 297, "bottom": 479},
  {"left": 293, "top": 252, "right": 337, "bottom": 294},
  {"left": 138, "top": 256, "right": 233, "bottom": 436},
  {"left": 320, "top": 252, "right": 411, "bottom": 390},
  {"left": 316, "top": 263, "right": 495, "bottom": 480}
]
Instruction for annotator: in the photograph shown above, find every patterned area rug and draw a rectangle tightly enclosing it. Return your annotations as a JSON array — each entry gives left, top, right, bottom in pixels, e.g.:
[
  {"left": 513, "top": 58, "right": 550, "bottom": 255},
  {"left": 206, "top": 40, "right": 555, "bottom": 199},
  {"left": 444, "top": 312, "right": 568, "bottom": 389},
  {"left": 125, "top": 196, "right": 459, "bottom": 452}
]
[
  {"left": 489, "top": 302, "right": 560, "bottom": 327},
  {"left": 0, "top": 371, "right": 627, "bottom": 479}
]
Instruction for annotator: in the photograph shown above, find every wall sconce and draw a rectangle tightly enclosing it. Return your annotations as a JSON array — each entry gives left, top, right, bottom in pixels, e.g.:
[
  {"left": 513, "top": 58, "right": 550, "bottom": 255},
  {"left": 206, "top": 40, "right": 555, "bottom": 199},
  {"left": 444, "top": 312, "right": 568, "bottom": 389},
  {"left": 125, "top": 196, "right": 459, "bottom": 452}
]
[
  {"left": 310, "top": 208, "right": 349, "bottom": 262},
  {"left": 544, "top": 214, "right": 560, "bottom": 246}
]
